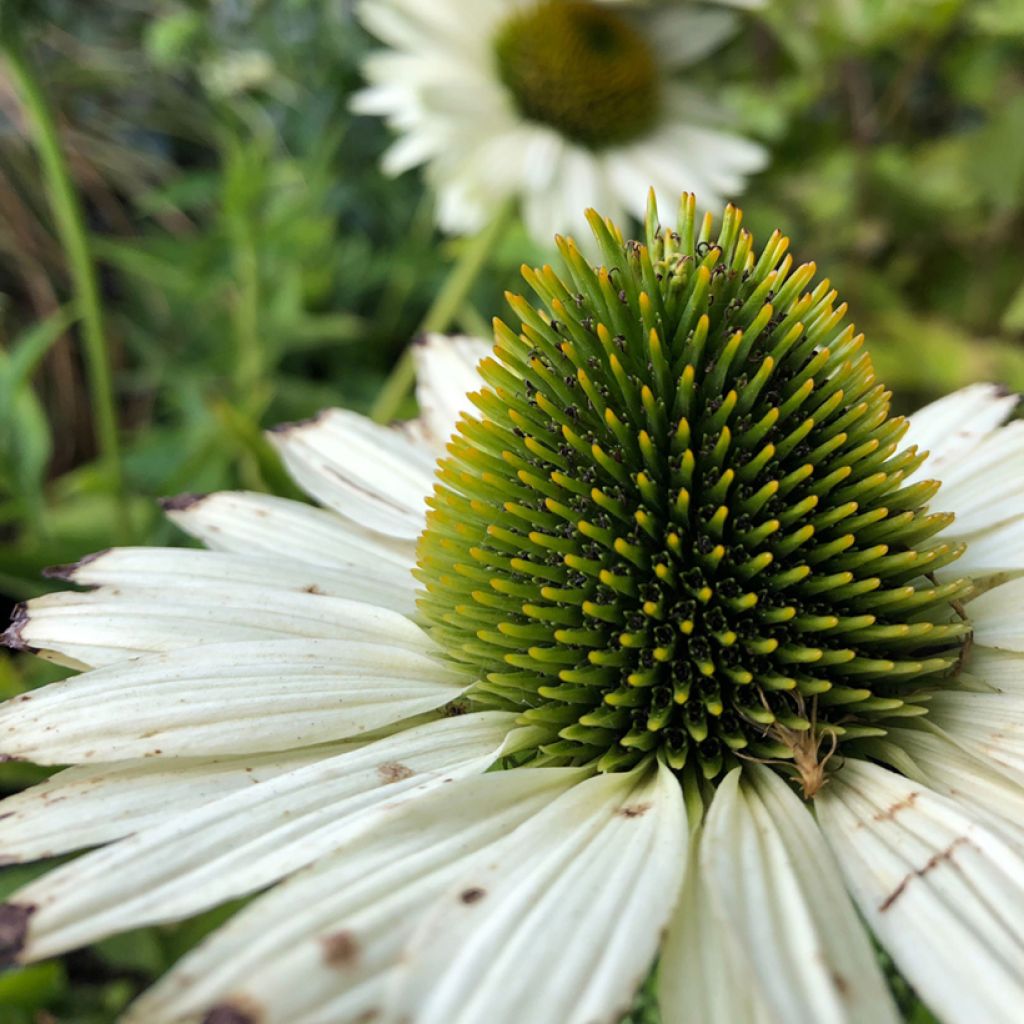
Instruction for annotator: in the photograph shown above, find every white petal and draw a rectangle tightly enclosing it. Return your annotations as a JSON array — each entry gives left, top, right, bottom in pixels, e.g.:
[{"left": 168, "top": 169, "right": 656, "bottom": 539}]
[
  {"left": 8, "top": 583, "right": 428, "bottom": 669},
  {"left": 700, "top": 767, "right": 898, "bottom": 1024},
  {"left": 0, "top": 747, "right": 343, "bottom": 863},
  {"left": 7, "top": 712, "right": 514, "bottom": 962},
  {"left": 937, "top": 422, "right": 1024, "bottom": 529},
  {"left": 660, "top": 835, "right": 775, "bottom": 1024},
  {"left": 968, "top": 576, "right": 1024, "bottom": 653},
  {"left": 0, "top": 638, "right": 465, "bottom": 762},
  {"left": 412, "top": 333, "right": 489, "bottom": 446},
  {"left": 886, "top": 726, "right": 1024, "bottom": 846},
  {"left": 966, "top": 644, "right": 1024, "bottom": 694},
  {"left": 126, "top": 767, "right": 585, "bottom": 1024},
  {"left": 50, "top": 546, "right": 416, "bottom": 615},
  {"left": 647, "top": 8, "right": 738, "bottom": 70},
  {"left": 817, "top": 758, "right": 1024, "bottom": 1024},
  {"left": 905, "top": 383, "right": 1019, "bottom": 478},
  {"left": 163, "top": 491, "right": 415, "bottom": 571},
  {"left": 926, "top": 690, "right": 1024, "bottom": 784},
  {"left": 387, "top": 761, "right": 688, "bottom": 1024},
  {"left": 268, "top": 410, "right": 435, "bottom": 540}
]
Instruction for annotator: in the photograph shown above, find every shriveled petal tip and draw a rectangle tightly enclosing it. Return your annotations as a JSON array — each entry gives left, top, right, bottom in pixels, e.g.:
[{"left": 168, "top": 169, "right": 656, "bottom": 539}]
[
  {"left": 412, "top": 333, "right": 490, "bottom": 447},
  {"left": 0, "top": 902, "right": 35, "bottom": 967},
  {"left": 817, "top": 758, "right": 1024, "bottom": 1024}
]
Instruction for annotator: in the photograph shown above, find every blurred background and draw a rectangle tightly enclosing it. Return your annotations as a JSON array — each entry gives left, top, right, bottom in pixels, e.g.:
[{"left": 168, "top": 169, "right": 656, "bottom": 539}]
[{"left": 0, "top": 0, "right": 1022, "bottom": 1019}]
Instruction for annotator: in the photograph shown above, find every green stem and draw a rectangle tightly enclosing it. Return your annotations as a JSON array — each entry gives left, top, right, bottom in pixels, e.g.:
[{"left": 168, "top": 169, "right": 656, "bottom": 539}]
[
  {"left": 2, "top": 27, "right": 123, "bottom": 504},
  {"left": 370, "top": 199, "right": 516, "bottom": 424}
]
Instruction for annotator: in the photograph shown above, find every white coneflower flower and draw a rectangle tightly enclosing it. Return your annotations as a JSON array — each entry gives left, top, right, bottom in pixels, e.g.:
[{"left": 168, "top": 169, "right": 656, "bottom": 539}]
[
  {"left": 3, "top": 197, "right": 1024, "bottom": 1024},
  {"left": 352, "top": 0, "right": 767, "bottom": 244}
]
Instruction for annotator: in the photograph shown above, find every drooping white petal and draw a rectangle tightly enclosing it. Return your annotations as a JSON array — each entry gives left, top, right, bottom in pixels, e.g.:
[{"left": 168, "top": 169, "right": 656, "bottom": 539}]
[
  {"left": 8, "top": 584, "right": 428, "bottom": 669},
  {"left": 386, "top": 761, "right": 688, "bottom": 1024},
  {"left": 817, "top": 758, "right": 1024, "bottom": 1024},
  {"left": 0, "top": 746, "right": 345, "bottom": 863},
  {"left": 904, "top": 383, "right": 1019, "bottom": 478},
  {"left": 886, "top": 726, "right": 1024, "bottom": 847},
  {"left": 699, "top": 767, "right": 898, "bottom": 1024},
  {"left": 412, "top": 333, "right": 489, "bottom": 446},
  {"left": 965, "top": 645, "right": 1024, "bottom": 694},
  {"left": 926, "top": 690, "right": 1024, "bottom": 784},
  {"left": 125, "top": 767, "right": 586, "bottom": 1024},
  {"left": 7, "top": 712, "right": 514, "bottom": 963},
  {"left": 163, "top": 491, "right": 415, "bottom": 571},
  {"left": 969, "top": 576, "right": 1024, "bottom": 653},
  {"left": 50, "top": 546, "right": 416, "bottom": 615},
  {"left": 936, "top": 423, "right": 1024, "bottom": 535},
  {"left": 268, "top": 410, "right": 435, "bottom": 540},
  {"left": 0, "top": 638, "right": 466, "bottom": 762},
  {"left": 660, "top": 834, "right": 775, "bottom": 1024}
]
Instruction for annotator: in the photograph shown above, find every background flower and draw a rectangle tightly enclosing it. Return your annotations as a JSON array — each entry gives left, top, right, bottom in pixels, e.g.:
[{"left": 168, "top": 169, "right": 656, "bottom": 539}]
[{"left": 353, "top": 0, "right": 767, "bottom": 244}]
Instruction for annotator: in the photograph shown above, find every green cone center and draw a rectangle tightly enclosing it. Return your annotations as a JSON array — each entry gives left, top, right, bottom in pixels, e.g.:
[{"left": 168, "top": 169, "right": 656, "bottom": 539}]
[
  {"left": 493, "top": 1, "right": 660, "bottom": 149},
  {"left": 417, "top": 199, "right": 972, "bottom": 790}
]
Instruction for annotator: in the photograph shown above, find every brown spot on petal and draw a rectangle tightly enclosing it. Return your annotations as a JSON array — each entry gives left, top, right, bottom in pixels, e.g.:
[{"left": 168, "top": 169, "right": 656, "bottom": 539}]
[
  {"left": 873, "top": 791, "right": 918, "bottom": 823},
  {"left": 303, "top": 584, "right": 325, "bottom": 595},
  {"left": 0, "top": 903, "right": 35, "bottom": 966},
  {"left": 322, "top": 930, "right": 360, "bottom": 968},
  {"left": 377, "top": 761, "right": 415, "bottom": 784},
  {"left": 880, "top": 836, "right": 971, "bottom": 912},
  {"left": 618, "top": 802, "right": 651, "bottom": 818},
  {"left": 201, "top": 997, "right": 262, "bottom": 1024},
  {"left": 159, "top": 492, "right": 208, "bottom": 513},
  {"left": 460, "top": 887, "right": 486, "bottom": 905}
]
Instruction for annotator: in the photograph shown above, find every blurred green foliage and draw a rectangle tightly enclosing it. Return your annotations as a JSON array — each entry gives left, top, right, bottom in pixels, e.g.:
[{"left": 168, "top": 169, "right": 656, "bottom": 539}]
[{"left": 0, "top": 0, "right": 1021, "bottom": 1019}]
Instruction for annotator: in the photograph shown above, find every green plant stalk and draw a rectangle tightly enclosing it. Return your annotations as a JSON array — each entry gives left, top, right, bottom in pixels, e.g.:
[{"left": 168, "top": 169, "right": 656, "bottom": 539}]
[
  {"left": 370, "top": 198, "right": 516, "bottom": 424},
  {"left": 1, "top": 29, "right": 123, "bottom": 503}
]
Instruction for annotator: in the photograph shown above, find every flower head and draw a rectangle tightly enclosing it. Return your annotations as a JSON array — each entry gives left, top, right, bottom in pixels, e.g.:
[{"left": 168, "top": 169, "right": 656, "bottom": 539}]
[
  {"left": 2, "top": 198, "right": 1024, "bottom": 1024},
  {"left": 353, "top": 0, "right": 767, "bottom": 243}
]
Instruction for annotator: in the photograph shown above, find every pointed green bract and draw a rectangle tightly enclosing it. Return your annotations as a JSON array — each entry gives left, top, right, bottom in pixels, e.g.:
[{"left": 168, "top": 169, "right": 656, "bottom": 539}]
[{"left": 417, "top": 195, "right": 972, "bottom": 787}]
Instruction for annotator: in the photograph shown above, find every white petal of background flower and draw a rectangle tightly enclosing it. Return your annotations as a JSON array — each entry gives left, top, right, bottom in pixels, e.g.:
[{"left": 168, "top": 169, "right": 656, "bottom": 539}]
[
  {"left": 700, "top": 767, "right": 899, "bottom": 1024},
  {"left": 386, "top": 762, "right": 687, "bottom": 1024},
  {"left": 353, "top": 0, "right": 766, "bottom": 243},
  {"left": 8, "top": 712, "right": 514, "bottom": 963},
  {"left": 817, "top": 759, "right": 1024, "bottom": 1024},
  {"left": 0, "top": 638, "right": 464, "bottom": 760},
  {"left": 125, "top": 767, "right": 587, "bottom": 1024}
]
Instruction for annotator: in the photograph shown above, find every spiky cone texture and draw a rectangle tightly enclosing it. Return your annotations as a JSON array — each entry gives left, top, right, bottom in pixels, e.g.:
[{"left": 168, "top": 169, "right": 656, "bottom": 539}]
[
  {"left": 0, "top": 199, "right": 1023, "bottom": 1024},
  {"left": 418, "top": 194, "right": 972, "bottom": 791}
]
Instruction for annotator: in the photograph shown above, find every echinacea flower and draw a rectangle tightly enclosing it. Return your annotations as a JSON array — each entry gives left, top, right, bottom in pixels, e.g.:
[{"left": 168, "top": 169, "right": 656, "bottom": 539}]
[
  {"left": 3, "top": 197, "right": 1024, "bottom": 1024},
  {"left": 353, "top": 0, "right": 767, "bottom": 244}
]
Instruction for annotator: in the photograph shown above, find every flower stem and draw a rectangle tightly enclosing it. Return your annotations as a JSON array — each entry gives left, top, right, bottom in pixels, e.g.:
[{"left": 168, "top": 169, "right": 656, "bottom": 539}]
[
  {"left": 2, "top": 27, "right": 123, "bottom": 502},
  {"left": 370, "top": 199, "right": 515, "bottom": 424}
]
